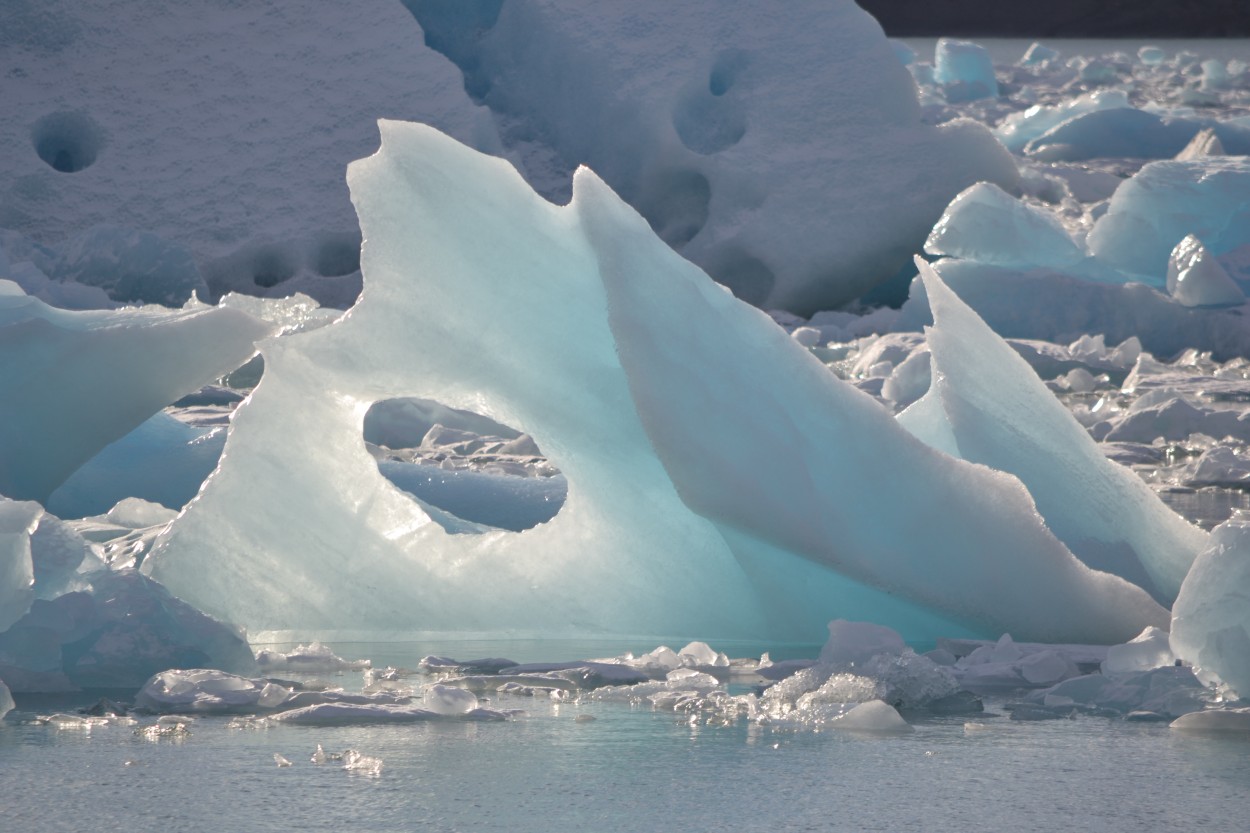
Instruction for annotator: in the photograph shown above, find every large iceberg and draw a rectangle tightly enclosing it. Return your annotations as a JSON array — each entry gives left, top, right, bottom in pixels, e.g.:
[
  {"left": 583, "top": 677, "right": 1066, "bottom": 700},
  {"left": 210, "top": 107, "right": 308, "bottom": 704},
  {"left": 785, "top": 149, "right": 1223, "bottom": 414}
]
[
  {"left": 405, "top": 0, "right": 1019, "bottom": 312},
  {"left": 148, "top": 125, "right": 1164, "bottom": 645},
  {"left": 0, "top": 283, "right": 271, "bottom": 503}
]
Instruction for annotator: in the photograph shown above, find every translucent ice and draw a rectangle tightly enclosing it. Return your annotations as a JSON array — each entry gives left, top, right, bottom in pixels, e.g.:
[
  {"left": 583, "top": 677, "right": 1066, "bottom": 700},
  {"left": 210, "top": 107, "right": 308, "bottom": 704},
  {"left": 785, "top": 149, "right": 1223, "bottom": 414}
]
[
  {"left": 0, "top": 286, "right": 272, "bottom": 503},
  {"left": 0, "top": 500, "right": 39, "bottom": 631},
  {"left": 135, "top": 670, "right": 292, "bottom": 714},
  {"left": 422, "top": 683, "right": 480, "bottom": 715},
  {"left": 833, "top": 700, "right": 914, "bottom": 733},
  {"left": 924, "top": 182, "right": 1084, "bottom": 269},
  {"left": 1171, "top": 513, "right": 1250, "bottom": 700},
  {"left": 407, "top": 0, "right": 1018, "bottom": 312},
  {"left": 147, "top": 126, "right": 1163, "bottom": 644},
  {"left": 899, "top": 261, "right": 1205, "bottom": 602},
  {"left": 1166, "top": 235, "right": 1245, "bottom": 308},
  {"left": 934, "top": 39, "right": 998, "bottom": 101},
  {"left": 1103, "top": 626, "right": 1176, "bottom": 676},
  {"left": 1170, "top": 708, "right": 1250, "bottom": 732},
  {"left": 0, "top": 678, "right": 12, "bottom": 720},
  {"left": 994, "top": 90, "right": 1129, "bottom": 153}
]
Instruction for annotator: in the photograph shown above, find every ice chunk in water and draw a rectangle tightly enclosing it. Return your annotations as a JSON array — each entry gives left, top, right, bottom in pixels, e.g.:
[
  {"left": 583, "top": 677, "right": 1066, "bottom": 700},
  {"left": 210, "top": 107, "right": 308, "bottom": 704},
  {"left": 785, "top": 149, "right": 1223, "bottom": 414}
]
[
  {"left": 0, "top": 679, "right": 13, "bottom": 719},
  {"left": 1166, "top": 235, "right": 1245, "bottom": 308},
  {"left": 1170, "top": 709, "right": 1250, "bottom": 733},
  {"left": 422, "top": 684, "right": 479, "bottom": 716},
  {"left": 342, "top": 750, "right": 383, "bottom": 776},
  {"left": 1171, "top": 513, "right": 1250, "bottom": 700},
  {"left": 1103, "top": 626, "right": 1176, "bottom": 675},
  {"left": 833, "top": 700, "right": 913, "bottom": 733}
]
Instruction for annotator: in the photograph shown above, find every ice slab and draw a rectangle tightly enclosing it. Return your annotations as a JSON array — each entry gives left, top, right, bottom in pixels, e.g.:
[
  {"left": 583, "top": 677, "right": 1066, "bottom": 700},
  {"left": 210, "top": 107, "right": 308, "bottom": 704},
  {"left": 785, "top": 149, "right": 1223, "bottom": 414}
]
[
  {"left": 148, "top": 125, "right": 1163, "bottom": 644},
  {"left": 0, "top": 287, "right": 272, "bottom": 503},
  {"left": 1171, "top": 513, "right": 1250, "bottom": 700},
  {"left": 934, "top": 38, "right": 998, "bottom": 102},
  {"left": 994, "top": 90, "right": 1129, "bottom": 153},
  {"left": 406, "top": 0, "right": 1019, "bottom": 313},
  {"left": 924, "top": 182, "right": 1083, "bottom": 269},
  {"left": 1170, "top": 708, "right": 1250, "bottom": 732},
  {"left": 1103, "top": 626, "right": 1176, "bottom": 675},
  {"left": 900, "top": 261, "right": 1206, "bottom": 602}
]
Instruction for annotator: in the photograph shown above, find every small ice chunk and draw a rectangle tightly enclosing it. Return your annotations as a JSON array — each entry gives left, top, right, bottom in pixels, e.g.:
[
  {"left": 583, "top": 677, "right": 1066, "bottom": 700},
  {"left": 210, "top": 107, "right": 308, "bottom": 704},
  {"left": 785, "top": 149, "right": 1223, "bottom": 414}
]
[
  {"left": 819, "top": 620, "right": 906, "bottom": 667},
  {"left": 1103, "top": 626, "right": 1176, "bottom": 675},
  {"left": 1166, "top": 235, "right": 1245, "bottom": 308},
  {"left": 1019, "top": 650, "right": 1077, "bottom": 686},
  {"left": 135, "top": 669, "right": 291, "bottom": 714},
  {"left": 925, "top": 182, "right": 1084, "bottom": 269},
  {"left": 105, "top": 498, "right": 179, "bottom": 530},
  {"left": 791, "top": 326, "right": 822, "bottom": 347},
  {"left": 1063, "top": 368, "right": 1097, "bottom": 393},
  {"left": 1170, "top": 708, "right": 1250, "bottom": 733},
  {"left": 833, "top": 700, "right": 914, "bottom": 733},
  {"left": 422, "top": 683, "right": 479, "bottom": 715},
  {"left": 1138, "top": 46, "right": 1166, "bottom": 65},
  {"left": 934, "top": 38, "right": 998, "bottom": 101},
  {"left": 254, "top": 642, "right": 371, "bottom": 672},
  {"left": 1200, "top": 59, "right": 1228, "bottom": 91},
  {"left": 1019, "top": 43, "right": 1058, "bottom": 66},
  {"left": 274, "top": 753, "right": 293, "bottom": 767},
  {"left": 342, "top": 749, "right": 383, "bottom": 776},
  {"left": 677, "top": 641, "right": 726, "bottom": 667},
  {"left": 1176, "top": 128, "right": 1225, "bottom": 161},
  {"left": 0, "top": 679, "right": 14, "bottom": 720}
]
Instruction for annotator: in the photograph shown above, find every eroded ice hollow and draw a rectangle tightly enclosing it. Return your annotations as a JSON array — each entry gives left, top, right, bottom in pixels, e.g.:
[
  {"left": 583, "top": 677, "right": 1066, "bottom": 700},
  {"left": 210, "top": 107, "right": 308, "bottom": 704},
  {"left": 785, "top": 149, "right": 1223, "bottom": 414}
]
[{"left": 146, "top": 125, "right": 1164, "bottom": 645}]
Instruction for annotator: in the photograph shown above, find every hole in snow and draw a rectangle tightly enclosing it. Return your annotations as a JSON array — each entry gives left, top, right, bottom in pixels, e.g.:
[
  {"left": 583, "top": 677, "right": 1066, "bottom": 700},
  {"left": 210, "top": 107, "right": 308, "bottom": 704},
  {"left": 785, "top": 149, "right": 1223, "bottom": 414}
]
[
  {"left": 32, "top": 111, "right": 105, "bottom": 173},
  {"left": 673, "top": 89, "right": 747, "bottom": 155},
  {"left": 311, "top": 231, "right": 361, "bottom": 278},
  {"left": 639, "top": 169, "right": 711, "bottom": 247},
  {"left": 363, "top": 398, "right": 565, "bottom": 534},
  {"left": 250, "top": 245, "right": 298, "bottom": 288},
  {"left": 708, "top": 49, "right": 751, "bottom": 96},
  {"left": 709, "top": 252, "right": 776, "bottom": 307}
]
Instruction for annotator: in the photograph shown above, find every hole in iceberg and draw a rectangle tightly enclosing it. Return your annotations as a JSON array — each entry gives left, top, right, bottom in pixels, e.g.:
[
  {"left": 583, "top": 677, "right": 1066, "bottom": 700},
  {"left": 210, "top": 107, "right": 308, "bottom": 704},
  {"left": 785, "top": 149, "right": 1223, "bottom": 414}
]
[
  {"left": 363, "top": 397, "right": 566, "bottom": 533},
  {"left": 639, "top": 169, "right": 711, "bottom": 247},
  {"left": 311, "top": 231, "right": 362, "bottom": 278},
  {"left": 31, "top": 111, "right": 105, "bottom": 173},
  {"left": 250, "top": 245, "right": 298, "bottom": 288}
]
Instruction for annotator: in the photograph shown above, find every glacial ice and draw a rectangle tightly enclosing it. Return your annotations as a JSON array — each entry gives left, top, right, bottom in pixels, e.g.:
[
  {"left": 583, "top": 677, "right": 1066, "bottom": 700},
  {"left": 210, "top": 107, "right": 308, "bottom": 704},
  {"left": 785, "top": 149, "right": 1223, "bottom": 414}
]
[
  {"left": 1023, "top": 109, "right": 1246, "bottom": 163},
  {"left": 900, "top": 261, "right": 1206, "bottom": 601},
  {"left": 1170, "top": 513, "right": 1250, "bottom": 700},
  {"left": 923, "top": 182, "right": 1084, "bottom": 269},
  {"left": 1087, "top": 157, "right": 1250, "bottom": 284},
  {"left": 1102, "top": 626, "right": 1175, "bottom": 675},
  {"left": 934, "top": 38, "right": 999, "bottom": 102},
  {"left": 1166, "top": 235, "right": 1245, "bottom": 307},
  {"left": 406, "top": 0, "right": 1019, "bottom": 312},
  {"left": 0, "top": 500, "right": 39, "bottom": 631},
  {"left": 145, "top": 125, "right": 1164, "bottom": 644},
  {"left": 0, "top": 678, "right": 13, "bottom": 720},
  {"left": 0, "top": 284, "right": 272, "bottom": 503},
  {"left": 994, "top": 90, "right": 1130, "bottom": 153},
  {"left": 1170, "top": 708, "right": 1250, "bottom": 732}
]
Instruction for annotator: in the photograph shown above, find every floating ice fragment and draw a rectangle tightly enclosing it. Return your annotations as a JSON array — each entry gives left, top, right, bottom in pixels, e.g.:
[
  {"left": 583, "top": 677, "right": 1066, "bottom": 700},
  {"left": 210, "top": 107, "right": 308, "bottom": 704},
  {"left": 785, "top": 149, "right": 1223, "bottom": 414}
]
[
  {"left": 0, "top": 679, "right": 14, "bottom": 720},
  {"left": 934, "top": 38, "right": 998, "bottom": 101},
  {"left": 255, "top": 643, "right": 370, "bottom": 673},
  {"left": 1166, "top": 235, "right": 1245, "bottom": 308},
  {"left": 135, "top": 670, "right": 292, "bottom": 714},
  {"left": 274, "top": 753, "right": 292, "bottom": 768},
  {"left": 1171, "top": 514, "right": 1250, "bottom": 700},
  {"left": 833, "top": 700, "right": 913, "bottom": 733},
  {"left": 1170, "top": 708, "right": 1250, "bottom": 733},
  {"left": 422, "top": 684, "right": 479, "bottom": 715}
]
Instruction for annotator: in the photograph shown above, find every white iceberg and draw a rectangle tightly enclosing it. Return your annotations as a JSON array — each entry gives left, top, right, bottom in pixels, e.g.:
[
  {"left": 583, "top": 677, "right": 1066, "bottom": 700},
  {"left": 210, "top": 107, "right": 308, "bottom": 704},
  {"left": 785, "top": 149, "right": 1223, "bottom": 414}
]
[
  {"left": 924, "top": 182, "right": 1084, "bottom": 269},
  {"left": 148, "top": 125, "right": 1164, "bottom": 644},
  {"left": 934, "top": 38, "right": 998, "bottom": 102},
  {"left": 1166, "top": 235, "right": 1245, "bottom": 308}
]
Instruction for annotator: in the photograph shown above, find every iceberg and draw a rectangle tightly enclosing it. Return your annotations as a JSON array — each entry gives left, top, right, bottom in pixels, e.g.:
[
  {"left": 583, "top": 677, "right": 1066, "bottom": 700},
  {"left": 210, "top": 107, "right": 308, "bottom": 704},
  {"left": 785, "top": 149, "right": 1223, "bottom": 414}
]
[
  {"left": 924, "top": 182, "right": 1084, "bottom": 269},
  {"left": 1166, "top": 235, "right": 1245, "bottom": 308},
  {"left": 899, "top": 260, "right": 1206, "bottom": 602},
  {"left": 1170, "top": 513, "right": 1250, "bottom": 700},
  {"left": 934, "top": 38, "right": 999, "bottom": 102},
  {"left": 0, "top": 283, "right": 272, "bottom": 503},
  {"left": 406, "top": 0, "right": 1018, "bottom": 312},
  {"left": 147, "top": 125, "right": 1164, "bottom": 644}
]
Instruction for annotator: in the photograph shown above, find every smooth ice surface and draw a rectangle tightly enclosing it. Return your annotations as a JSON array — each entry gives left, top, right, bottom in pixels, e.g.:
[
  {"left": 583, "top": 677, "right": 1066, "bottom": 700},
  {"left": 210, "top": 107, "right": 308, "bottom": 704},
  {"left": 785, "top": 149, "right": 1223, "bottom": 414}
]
[
  {"left": 1103, "top": 626, "right": 1176, "bottom": 675},
  {"left": 1171, "top": 513, "right": 1250, "bottom": 700},
  {"left": 833, "top": 700, "right": 914, "bottom": 733},
  {"left": 1023, "top": 109, "right": 1250, "bottom": 163},
  {"left": 1088, "top": 157, "right": 1250, "bottom": 284},
  {"left": 0, "top": 0, "right": 496, "bottom": 305},
  {"left": 1171, "top": 708, "right": 1250, "bottom": 732},
  {"left": 407, "top": 0, "right": 1018, "bottom": 313},
  {"left": 900, "top": 261, "right": 1205, "bottom": 601},
  {"left": 0, "top": 285, "right": 271, "bottom": 503},
  {"left": 994, "top": 90, "right": 1130, "bottom": 153},
  {"left": 924, "top": 182, "right": 1083, "bottom": 268},
  {"left": 1166, "top": 235, "right": 1245, "bottom": 307},
  {"left": 148, "top": 126, "right": 1163, "bottom": 644}
]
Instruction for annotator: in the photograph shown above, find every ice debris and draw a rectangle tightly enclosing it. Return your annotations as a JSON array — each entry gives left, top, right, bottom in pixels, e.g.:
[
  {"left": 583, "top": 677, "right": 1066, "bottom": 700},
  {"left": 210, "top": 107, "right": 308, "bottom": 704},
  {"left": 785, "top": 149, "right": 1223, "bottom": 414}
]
[{"left": 1166, "top": 235, "right": 1245, "bottom": 308}]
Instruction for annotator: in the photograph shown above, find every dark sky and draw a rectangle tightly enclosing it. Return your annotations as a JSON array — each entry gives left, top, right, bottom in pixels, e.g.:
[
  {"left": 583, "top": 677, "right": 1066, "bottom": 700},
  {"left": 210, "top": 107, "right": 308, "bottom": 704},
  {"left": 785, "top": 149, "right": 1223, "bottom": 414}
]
[{"left": 857, "top": 0, "right": 1250, "bottom": 37}]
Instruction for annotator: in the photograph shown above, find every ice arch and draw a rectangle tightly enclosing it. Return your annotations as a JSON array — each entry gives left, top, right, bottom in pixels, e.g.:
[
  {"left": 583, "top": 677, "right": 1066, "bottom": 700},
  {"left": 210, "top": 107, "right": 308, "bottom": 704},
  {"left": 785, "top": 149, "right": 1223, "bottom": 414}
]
[{"left": 146, "top": 124, "right": 1165, "bottom": 644}]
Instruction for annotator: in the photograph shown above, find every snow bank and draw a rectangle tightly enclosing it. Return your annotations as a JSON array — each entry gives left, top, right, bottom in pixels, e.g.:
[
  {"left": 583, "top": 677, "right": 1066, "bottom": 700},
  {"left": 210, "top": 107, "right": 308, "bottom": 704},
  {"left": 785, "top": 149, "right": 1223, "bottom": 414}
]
[
  {"left": 147, "top": 126, "right": 1163, "bottom": 644},
  {"left": 0, "top": 285, "right": 272, "bottom": 503},
  {"left": 406, "top": 0, "right": 1018, "bottom": 312}
]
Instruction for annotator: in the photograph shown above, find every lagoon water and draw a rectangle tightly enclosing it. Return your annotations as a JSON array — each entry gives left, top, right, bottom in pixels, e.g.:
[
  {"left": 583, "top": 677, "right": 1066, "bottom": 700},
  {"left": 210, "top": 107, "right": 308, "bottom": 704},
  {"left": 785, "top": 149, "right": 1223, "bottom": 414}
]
[{"left": 3, "top": 638, "right": 1249, "bottom": 833}]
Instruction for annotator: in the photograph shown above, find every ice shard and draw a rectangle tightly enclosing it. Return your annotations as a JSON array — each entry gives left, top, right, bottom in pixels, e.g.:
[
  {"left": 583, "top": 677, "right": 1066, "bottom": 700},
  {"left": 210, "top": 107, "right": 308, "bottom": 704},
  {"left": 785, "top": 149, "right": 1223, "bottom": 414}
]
[{"left": 900, "top": 260, "right": 1206, "bottom": 602}]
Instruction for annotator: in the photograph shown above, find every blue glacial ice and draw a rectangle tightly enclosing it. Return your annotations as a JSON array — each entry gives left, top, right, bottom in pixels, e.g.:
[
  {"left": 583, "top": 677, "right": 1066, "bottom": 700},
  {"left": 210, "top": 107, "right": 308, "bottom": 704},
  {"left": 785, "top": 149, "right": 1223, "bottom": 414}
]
[
  {"left": 143, "top": 125, "right": 1165, "bottom": 645},
  {"left": 0, "top": 281, "right": 272, "bottom": 503},
  {"left": 1170, "top": 512, "right": 1250, "bottom": 701},
  {"left": 899, "top": 260, "right": 1206, "bottom": 602},
  {"left": 405, "top": 0, "right": 1018, "bottom": 313},
  {"left": 934, "top": 38, "right": 999, "bottom": 102}
]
